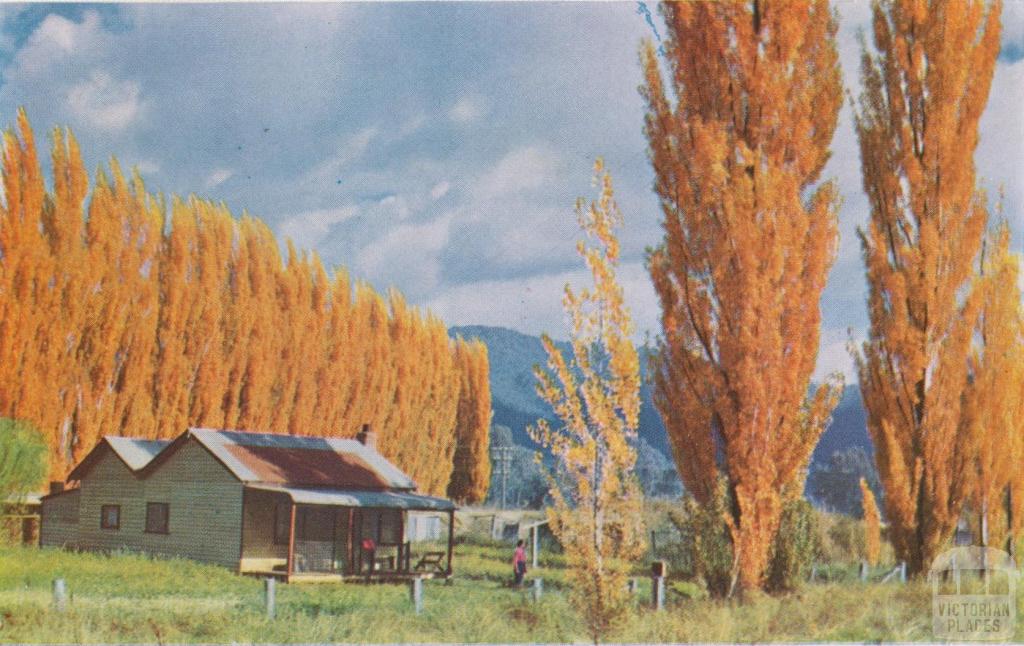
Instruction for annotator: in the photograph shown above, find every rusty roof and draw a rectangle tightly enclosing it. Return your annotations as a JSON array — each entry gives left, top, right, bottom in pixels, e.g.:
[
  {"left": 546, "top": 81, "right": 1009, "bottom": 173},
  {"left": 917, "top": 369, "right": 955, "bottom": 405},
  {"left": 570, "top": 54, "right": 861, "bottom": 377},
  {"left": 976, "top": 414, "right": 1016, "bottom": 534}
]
[
  {"left": 224, "top": 444, "right": 391, "bottom": 488},
  {"left": 64, "top": 428, "right": 418, "bottom": 492},
  {"left": 185, "top": 429, "right": 416, "bottom": 490}
]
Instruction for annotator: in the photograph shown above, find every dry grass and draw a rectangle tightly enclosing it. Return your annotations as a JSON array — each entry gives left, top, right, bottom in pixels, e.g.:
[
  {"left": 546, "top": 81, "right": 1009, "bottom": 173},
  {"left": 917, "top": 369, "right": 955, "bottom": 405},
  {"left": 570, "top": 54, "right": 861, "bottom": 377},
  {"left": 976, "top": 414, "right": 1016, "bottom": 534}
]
[{"left": 1, "top": 545, "right": 1022, "bottom": 642}]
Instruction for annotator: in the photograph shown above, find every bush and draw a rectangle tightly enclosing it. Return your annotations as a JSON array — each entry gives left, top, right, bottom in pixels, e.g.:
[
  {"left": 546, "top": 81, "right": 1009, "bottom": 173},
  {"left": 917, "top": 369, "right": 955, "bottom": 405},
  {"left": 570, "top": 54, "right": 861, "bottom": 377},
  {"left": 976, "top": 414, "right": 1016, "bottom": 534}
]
[
  {"left": 671, "top": 486, "right": 735, "bottom": 598},
  {"left": 816, "top": 512, "right": 865, "bottom": 563},
  {"left": 0, "top": 419, "right": 48, "bottom": 500},
  {"left": 669, "top": 580, "right": 708, "bottom": 601},
  {"left": 765, "top": 498, "right": 820, "bottom": 593}
]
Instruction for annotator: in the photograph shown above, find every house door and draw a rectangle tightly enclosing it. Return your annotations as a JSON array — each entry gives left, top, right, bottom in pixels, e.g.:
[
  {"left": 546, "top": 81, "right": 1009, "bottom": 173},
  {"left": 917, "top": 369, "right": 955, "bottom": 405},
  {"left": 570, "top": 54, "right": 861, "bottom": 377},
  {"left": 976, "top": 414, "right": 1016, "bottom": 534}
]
[{"left": 293, "top": 506, "right": 336, "bottom": 572}]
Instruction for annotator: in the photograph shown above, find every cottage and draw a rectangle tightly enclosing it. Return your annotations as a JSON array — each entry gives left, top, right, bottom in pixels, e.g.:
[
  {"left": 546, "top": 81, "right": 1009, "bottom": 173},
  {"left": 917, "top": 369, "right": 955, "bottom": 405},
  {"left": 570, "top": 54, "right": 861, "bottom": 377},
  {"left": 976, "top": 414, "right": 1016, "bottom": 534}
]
[{"left": 40, "top": 426, "right": 456, "bottom": 582}]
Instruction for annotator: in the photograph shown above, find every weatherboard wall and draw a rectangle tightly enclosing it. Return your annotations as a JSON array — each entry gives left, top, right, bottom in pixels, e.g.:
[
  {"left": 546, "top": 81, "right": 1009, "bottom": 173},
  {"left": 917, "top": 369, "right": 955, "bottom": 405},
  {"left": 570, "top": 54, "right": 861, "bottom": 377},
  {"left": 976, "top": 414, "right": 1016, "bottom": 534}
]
[
  {"left": 74, "top": 438, "right": 244, "bottom": 570},
  {"left": 39, "top": 490, "right": 80, "bottom": 548}
]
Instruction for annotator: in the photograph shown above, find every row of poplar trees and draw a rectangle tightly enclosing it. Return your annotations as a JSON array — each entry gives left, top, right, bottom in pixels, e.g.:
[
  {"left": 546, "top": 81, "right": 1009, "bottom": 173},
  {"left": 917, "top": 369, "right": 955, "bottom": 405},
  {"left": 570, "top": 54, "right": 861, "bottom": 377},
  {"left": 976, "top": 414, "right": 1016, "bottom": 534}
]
[
  {"left": 641, "top": 0, "right": 1013, "bottom": 592},
  {"left": 0, "top": 110, "right": 491, "bottom": 501}
]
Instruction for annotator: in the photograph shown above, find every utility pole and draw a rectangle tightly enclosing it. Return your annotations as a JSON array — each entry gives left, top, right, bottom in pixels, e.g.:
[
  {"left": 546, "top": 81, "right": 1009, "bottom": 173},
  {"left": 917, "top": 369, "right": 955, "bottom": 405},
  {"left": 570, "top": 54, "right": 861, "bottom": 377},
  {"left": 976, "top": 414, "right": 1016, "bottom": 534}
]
[{"left": 490, "top": 446, "right": 514, "bottom": 509}]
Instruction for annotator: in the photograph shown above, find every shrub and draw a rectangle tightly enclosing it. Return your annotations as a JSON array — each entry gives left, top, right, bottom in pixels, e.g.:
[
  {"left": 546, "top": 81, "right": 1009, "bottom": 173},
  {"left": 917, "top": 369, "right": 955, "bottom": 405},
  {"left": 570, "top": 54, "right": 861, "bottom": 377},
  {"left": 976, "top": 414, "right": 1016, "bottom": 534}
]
[
  {"left": 765, "top": 498, "right": 820, "bottom": 593},
  {"left": 0, "top": 419, "right": 48, "bottom": 500},
  {"left": 821, "top": 513, "right": 865, "bottom": 563},
  {"left": 669, "top": 580, "right": 708, "bottom": 601},
  {"left": 672, "top": 487, "right": 735, "bottom": 598}
]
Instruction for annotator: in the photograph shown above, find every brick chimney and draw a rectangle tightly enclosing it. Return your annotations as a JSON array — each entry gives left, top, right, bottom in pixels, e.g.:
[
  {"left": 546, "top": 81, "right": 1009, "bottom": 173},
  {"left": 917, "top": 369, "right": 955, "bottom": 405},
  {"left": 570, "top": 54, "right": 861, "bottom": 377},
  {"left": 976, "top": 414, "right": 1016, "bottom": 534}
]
[
  {"left": 356, "top": 424, "right": 377, "bottom": 450},
  {"left": 49, "top": 481, "right": 65, "bottom": 495}
]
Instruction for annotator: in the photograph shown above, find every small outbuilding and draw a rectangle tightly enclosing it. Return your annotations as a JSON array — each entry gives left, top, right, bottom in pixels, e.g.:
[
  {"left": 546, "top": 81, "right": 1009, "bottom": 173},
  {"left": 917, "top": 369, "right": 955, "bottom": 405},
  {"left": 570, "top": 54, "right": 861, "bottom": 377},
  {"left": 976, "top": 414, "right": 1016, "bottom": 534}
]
[{"left": 40, "top": 427, "right": 456, "bottom": 582}]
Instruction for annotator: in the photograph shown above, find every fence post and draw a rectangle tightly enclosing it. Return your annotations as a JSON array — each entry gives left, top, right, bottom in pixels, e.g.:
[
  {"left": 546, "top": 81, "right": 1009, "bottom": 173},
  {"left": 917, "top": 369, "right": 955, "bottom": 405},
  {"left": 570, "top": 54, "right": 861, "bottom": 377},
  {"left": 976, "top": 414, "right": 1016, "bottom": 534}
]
[
  {"left": 410, "top": 576, "right": 424, "bottom": 614},
  {"left": 264, "top": 578, "right": 276, "bottom": 620},
  {"left": 859, "top": 560, "right": 868, "bottom": 582},
  {"left": 52, "top": 578, "right": 67, "bottom": 612},
  {"left": 531, "top": 525, "right": 539, "bottom": 569},
  {"left": 899, "top": 561, "right": 907, "bottom": 584},
  {"left": 651, "top": 576, "right": 665, "bottom": 611},
  {"left": 809, "top": 565, "right": 817, "bottom": 582},
  {"left": 627, "top": 578, "right": 638, "bottom": 595},
  {"left": 531, "top": 578, "right": 543, "bottom": 603}
]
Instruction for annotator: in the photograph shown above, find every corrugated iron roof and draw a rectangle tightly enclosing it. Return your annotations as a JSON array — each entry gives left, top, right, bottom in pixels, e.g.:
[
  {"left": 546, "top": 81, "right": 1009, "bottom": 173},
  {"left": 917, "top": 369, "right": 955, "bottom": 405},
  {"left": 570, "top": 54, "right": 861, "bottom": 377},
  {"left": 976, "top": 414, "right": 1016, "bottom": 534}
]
[
  {"left": 105, "top": 437, "right": 171, "bottom": 471},
  {"left": 247, "top": 484, "right": 455, "bottom": 511},
  {"left": 189, "top": 429, "right": 416, "bottom": 490},
  {"left": 224, "top": 444, "right": 391, "bottom": 488}
]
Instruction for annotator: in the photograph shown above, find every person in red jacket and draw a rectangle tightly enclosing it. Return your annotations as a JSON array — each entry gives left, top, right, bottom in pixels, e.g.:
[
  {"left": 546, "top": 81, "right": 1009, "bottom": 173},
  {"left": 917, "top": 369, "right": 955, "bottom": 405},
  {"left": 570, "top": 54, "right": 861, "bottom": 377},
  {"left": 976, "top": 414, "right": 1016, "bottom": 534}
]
[
  {"left": 362, "top": 537, "right": 376, "bottom": 574},
  {"left": 512, "top": 539, "right": 527, "bottom": 586}
]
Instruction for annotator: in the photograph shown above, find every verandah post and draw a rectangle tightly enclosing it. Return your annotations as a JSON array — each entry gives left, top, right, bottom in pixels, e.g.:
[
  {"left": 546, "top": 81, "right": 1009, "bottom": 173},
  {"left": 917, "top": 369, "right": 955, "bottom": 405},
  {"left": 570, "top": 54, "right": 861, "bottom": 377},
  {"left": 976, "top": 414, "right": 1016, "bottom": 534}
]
[
  {"left": 446, "top": 509, "right": 455, "bottom": 576},
  {"left": 286, "top": 501, "right": 296, "bottom": 581}
]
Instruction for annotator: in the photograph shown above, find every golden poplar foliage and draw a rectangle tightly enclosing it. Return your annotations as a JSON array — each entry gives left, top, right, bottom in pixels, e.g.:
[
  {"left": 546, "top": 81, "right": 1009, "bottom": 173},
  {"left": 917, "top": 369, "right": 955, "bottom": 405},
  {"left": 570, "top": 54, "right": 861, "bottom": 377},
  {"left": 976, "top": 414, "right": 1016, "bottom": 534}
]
[
  {"left": 530, "top": 160, "right": 645, "bottom": 642},
  {"left": 641, "top": 0, "right": 843, "bottom": 592},
  {"left": 860, "top": 477, "right": 882, "bottom": 567},
  {"left": 447, "top": 338, "right": 493, "bottom": 503},
  {"left": 962, "top": 222, "right": 1024, "bottom": 554},
  {"left": 0, "top": 111, "right": 490, "bottom": 496},
  {"left": 853, "top": 0, "right": 1001, "bottom": 575}
]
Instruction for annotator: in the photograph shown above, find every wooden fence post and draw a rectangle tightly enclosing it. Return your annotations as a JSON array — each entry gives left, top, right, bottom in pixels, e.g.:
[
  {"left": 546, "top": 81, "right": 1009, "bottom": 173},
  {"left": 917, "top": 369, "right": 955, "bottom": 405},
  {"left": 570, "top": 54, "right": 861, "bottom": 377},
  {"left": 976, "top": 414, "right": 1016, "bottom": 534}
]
[
  {"left": 410, "top": 576, "right": 424, "bottom": 614},
  {"left": 809, "top": 565, "right": 817, "bottom": 582},
  {"left": 899, "top": 561, "right": 907, "bottom": 584},
  {"left": 651, "top": 576, "right": 665, "bottom": 611},
  {"left": 627, "top": 578, "right": 638, "bottom": 595},
  {"left": 52, "top": 578, "right": 67, "bottom": 612},
  {"left": 859, "top": 561, "right": 868, "bottom": 582},
  {"left": 532, "top": 578, "right": 543, "bottom": 603},
  {"left": 531, "top": 525, "right": 539, "bottom": 569},
  {"left": 264, "top": 578, "right": 276, "bottom": 620}
]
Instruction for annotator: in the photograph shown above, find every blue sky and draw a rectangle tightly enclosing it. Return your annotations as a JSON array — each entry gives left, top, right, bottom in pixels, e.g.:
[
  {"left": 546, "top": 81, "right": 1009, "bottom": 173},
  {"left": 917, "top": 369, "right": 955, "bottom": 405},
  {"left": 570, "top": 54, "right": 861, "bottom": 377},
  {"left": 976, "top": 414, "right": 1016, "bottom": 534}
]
[{"left": 0, "top": 1, "right": 1021, "bottom": 382}]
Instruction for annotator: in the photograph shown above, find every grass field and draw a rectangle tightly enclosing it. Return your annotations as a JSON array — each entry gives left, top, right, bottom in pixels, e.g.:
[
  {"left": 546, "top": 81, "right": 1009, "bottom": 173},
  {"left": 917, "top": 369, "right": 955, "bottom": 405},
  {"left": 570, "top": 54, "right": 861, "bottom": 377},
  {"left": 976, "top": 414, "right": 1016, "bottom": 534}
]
[{"left": 0, "top": 544, "right": 1021, "bottom": 643}]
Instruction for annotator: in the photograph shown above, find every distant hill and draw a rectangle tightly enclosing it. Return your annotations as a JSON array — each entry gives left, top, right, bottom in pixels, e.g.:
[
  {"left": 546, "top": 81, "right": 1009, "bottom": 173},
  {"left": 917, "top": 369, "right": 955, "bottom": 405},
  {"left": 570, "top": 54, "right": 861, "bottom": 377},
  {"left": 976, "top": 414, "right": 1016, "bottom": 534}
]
[
  {"left": 450, "top": 324, "right": 873, "bottom": 470},
  {"left": 449, "top": 325, "right": 672, "bottom": 455},
  {"left": 812, "top": 384, "right": 872, "bottom": 463}
]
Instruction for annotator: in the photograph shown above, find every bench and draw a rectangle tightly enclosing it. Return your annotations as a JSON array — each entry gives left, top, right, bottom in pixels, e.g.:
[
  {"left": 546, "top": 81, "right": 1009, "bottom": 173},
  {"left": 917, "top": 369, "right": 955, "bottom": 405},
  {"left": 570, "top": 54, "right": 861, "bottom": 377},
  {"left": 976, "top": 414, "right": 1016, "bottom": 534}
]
[{"left": 413, "top": 551, "right": 446, "bottom": 574}]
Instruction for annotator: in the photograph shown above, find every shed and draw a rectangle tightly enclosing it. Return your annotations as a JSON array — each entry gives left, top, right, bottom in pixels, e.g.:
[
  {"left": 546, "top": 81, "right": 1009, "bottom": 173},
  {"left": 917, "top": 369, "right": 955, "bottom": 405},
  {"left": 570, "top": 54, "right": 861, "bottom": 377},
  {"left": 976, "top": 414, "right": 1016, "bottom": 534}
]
[{"left": 40, "top": 426, "right": 456, "bottom": 582}]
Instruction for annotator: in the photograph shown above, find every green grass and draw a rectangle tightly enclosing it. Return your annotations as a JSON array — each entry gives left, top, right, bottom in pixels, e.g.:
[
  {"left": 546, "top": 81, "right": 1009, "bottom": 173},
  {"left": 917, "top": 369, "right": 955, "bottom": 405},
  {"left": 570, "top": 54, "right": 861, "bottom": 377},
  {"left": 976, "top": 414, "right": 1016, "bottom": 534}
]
[{"left": 1, "top": 545, "right": 1023, "bottom": 642}]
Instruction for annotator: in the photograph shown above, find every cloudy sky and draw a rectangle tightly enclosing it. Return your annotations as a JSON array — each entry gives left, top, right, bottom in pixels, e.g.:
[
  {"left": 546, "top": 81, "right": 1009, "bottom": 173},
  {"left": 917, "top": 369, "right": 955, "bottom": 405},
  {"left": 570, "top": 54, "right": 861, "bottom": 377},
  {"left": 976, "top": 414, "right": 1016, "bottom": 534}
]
[{"left": 0, "top": 2, "right": 1020, "bottom": 382}]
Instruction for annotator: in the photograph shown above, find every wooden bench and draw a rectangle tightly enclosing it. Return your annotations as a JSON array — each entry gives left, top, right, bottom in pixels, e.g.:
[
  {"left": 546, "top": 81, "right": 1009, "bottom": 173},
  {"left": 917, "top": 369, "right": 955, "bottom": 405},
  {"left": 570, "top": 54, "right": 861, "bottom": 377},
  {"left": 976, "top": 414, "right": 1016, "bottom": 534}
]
[{"left": 413, "top": 551, "right": 446, "bottom": 574}]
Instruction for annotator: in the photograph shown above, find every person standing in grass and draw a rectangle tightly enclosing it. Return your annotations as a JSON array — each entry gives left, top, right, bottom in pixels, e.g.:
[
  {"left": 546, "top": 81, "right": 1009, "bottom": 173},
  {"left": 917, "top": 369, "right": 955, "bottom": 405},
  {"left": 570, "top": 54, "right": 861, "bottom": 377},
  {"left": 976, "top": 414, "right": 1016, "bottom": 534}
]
[{"left": 512, "top": 539, "right": 527, "bottom": 586}]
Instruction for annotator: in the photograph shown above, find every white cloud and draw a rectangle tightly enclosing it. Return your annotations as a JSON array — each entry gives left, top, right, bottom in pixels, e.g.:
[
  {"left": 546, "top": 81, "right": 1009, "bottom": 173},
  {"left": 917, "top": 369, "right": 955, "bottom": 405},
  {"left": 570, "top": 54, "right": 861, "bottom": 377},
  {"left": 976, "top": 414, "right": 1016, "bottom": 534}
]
[
  {"left": 813, "top": 328, "right": 860, "bottom": 383},
  {"left": 66, "top": 70, "right": 144, "bottom": 132},
  {"left": 278, "top": 205, "right": 359, "bottom": 252},
  {"left": 1003, "top": 1, "right": 1023, "bottom": 51},
  {"left": 449, "top": 95, "right": 487, "bottom": 123},
  {"left": 430, "top": 181, "right": 451, "bottom": 200},
  {"left": 306, "top": 127, "right": 379, "bottom": 183},
  {"left": 425, "top": 261, "right": 659, "bottom": 342},
  {"left": 977, "top": 58, "right": 1024, "bottom": 226},
  {"left": 11, "top": 11, "right": 104, "bottom": 76},
  {"left": 473, "top": 145, "right": 560, "bottom": 202},
  {"left": 357, "top": 213, "right": 453, "bottom": 297},
  {"left": 205, "top": 168, "right": 234, "bottom": 190},
  {"left": 399, "top": 113, "right": 427, "bottom": 137},
  {"left": 133, "top": 159, "right": 160, "bottom": 176}
]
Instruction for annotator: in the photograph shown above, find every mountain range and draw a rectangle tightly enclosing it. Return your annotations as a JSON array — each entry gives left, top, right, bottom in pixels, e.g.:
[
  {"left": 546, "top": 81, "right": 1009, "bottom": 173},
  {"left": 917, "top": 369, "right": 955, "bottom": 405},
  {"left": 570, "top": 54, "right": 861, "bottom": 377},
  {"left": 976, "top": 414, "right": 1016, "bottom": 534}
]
[{"left": 449, "top": 325, "right": 872, "bottom": 469}]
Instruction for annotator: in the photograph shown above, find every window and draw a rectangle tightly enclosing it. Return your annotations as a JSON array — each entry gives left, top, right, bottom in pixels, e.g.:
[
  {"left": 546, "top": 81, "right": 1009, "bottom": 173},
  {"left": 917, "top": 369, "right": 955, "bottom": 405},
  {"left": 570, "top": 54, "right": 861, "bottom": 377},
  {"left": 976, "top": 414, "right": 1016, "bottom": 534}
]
[
  {"left": 100, "top": 504, "right": 120, "bottom": 530},
  {"left": 145, "top": 502, "right": 169, "bottom": 534},
  {"left": 274, "top": 503, "right": 291, "bottom": 545}
]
